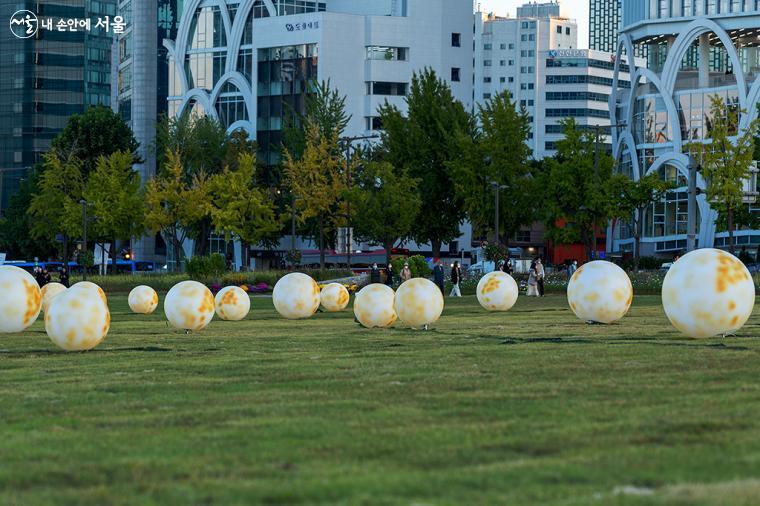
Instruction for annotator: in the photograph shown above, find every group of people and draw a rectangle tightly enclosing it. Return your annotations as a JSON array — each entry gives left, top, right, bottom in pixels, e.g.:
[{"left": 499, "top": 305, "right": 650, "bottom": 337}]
[
  {"left": 33, "top": 266, "right": 69, "bottom": 288},
  {"left": 369, "top": 260, "right": 465, "bottom": 298},
  {"left": 526, "top": 258, "right": 545, "bottom": 297}
]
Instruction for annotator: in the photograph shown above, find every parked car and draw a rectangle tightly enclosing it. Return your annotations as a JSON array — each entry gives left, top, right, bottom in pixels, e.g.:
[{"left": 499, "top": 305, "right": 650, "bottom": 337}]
[{"left": 660, "top": 262, "right": 673, "bottom": 271}]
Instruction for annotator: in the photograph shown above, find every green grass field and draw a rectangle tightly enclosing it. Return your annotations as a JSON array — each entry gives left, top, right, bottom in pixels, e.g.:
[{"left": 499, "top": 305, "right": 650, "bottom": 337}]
[{"left": 3, "top": 293, "right": 760, "bottom": 505}]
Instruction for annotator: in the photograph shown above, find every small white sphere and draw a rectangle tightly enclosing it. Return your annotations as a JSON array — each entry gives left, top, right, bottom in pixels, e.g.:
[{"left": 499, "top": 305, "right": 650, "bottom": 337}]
[
  {"left": 354, "top": 283, "right": 397, "bottom": 328},
  {"left": 164, "top": 280, "right": 215, "bottom": 331},
  {"left": 215, "top": 286, "right": 251, "bottom": 321},
  {"left": 394, "top": 278, "right": 444, "bottom": 328},
  {"left": 272, "top": 272, "right": 321, "bottom": 319},
  {"left": 567, "top": 260, "right": 632, "bottom": 324},
  {"left": 0, "top": 266, "right": 41, "bottom": 333},
  {"left": 128, "top": 285, "right": 159, "bottom": 314},
  {"left": 476, "top": 271, "right": 519, "bottom": 311},
  {"left": 41, "top": 282, "right": 67, "bottom": 314},
  {"left": 45, "top": 288, "right": 110, "bottom": 351},
  {"left": 662, "top": 248, "right": 755, "bottom": 338},
  {"left": 320, "top": 283, "right": 350, "bottom": 312}
]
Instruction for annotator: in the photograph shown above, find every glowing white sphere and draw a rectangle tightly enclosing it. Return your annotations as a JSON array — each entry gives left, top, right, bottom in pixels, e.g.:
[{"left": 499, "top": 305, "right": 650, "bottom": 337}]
[
  {"left": 41, "top": 282, "right": 67, "bottom": 314},
  {"left": 44, "top": 288, "right": 110, "bottom": 351},
  {"left": 70, "top": 281, "right": 108, "bottom": 306},
  {"left": 0, "top": 265, "right": 41, "bottom": 333},
  {"left": 320, "top": 283, "right": 350, "bottom": 312},
  {"left": 128, "top": 285, "right": 159, "bottom": 314},
  {"left": 164, "top": 280, "right": 215, "bottom": 331},
  {"left": 662, "top": 248, "right": 755, "bottom": 338},
  {"left": 567, "top": 260, "right": 633, "bottom": 324},
  {"left": 272, "top": 273, "right": 321, "bottom": 319},
  {"left": 476, "top": 271, "right": 519, "bottom": 311},
  {"left": 394, "top": 278, "right": 444, "bottom": 328},
  {"left": 354, "top": 283, "right": 397, "bottom": 328},
  {"left": 215, "top": 286, "right": 251, "bottom": 321}
]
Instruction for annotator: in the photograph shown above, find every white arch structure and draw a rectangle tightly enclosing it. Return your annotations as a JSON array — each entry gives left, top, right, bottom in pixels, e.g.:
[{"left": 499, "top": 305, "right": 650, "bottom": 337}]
[
  {"left": 610, "top": 16, "right": 757, "bottom": 252},
  {"left": 165, "top": 0, "right": 278, "bottom": 135}
]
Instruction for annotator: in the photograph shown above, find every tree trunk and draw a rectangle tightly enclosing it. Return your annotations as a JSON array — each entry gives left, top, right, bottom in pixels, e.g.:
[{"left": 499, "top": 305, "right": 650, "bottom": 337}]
[
  {"left": 63, "top": 234, "right": 68, "bottom": 267},
  {"left": 384, "top": 239, "right": 393, "bottom": 267},
  {"left": 319, "top": 214, "right": 325, "bottom": 271},
  {"left": 109, "top": 239, "right": 117, "bottom": 276},
  {"left": 431, "top": 240, "right": 441, "bottom": 259},
  {"left": 194, "top": 219, "right": 211, "bottom": 256},
  {"left": 728, "top": 205, "right": 735, "bottom": 254},
  {"left": 241, "top": 240, "right": 250, "bottom": 271},
  {"left": 583, "top": 227, "right": 592, "bottom": 262},
  {"left": 634, "top": 210, "right": 642, "bottom": 273},
  {"left": 173, "top": 238, "right": 183, "bottom": 273}
]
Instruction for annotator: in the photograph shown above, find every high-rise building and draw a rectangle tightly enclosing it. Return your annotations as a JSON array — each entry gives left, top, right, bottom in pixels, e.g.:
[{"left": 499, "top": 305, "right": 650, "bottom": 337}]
[
  {"left": 165, "top": 0, "right": 473, "bottom": 167},
  {"left": 0, "top": 0, "right": 116, "bottom": 210},
  {"left": 610, "top": 2, "right": 760, "bottom": 256},
  {"left": 589, "top": 0, "right": 619, "bottom": 54}
]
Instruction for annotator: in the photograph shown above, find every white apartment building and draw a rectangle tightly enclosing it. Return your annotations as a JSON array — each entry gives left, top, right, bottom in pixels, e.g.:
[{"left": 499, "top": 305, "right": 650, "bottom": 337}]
[{"left": 474, "top": 4, "right": 638, "bottom": 160}]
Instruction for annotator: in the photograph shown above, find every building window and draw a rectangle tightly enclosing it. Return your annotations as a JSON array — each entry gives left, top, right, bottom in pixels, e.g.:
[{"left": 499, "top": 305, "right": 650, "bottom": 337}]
[
  {"left": 521, "top": 21, "right": 528, "bottom": 29},
  {"left": 566, "top": 27, "right": 570, "bottom": 35},
  {"left": 451, "top": 33, "right": 461, "bottom": 47},
  {"left": 484, "top": 43, "right": 492, "bottom": 50},
  {"left": 484, "top": 60, "right": 492, "bottom": 66},
  {"left": 508, "top": 59, "right": 514, "bottom": 65},
  {"left": 520, "top": 66, "right": 534, "bottom": 73},
  {"left": 509, "top": 43, "right": 515, "bottom": 49},
  {"left": 483, "top": 93, "right": 491, "bottom": 99},
  {"left": 500, "top": 43, "right": 507, "bottom": 49},
  {"left": 520, "top": 83, "right": 535, "bottom": 90},
  {"left": 365, "top": 116, "right": 383, "bottom": 130},
  {"left": 508, "top": 77, "right": 514, "bottom": 83},
  {"left": 366, "top": 81, "right": 408, "bottom": 96},
  {"left": 366, "top": 46, "right": 408, "bottom": 61},
  {"left": 557, "top": 25, "right": 562, "bottom": 33},
  {"left": 483, "top": 77, "right": 492, "bottom": 83},
  {"left": 451, "top": 67, "right": 460, "bottom": 82},
  {"left": 515, "top": 230, "right": 531, "bottom": 242},
  {"left": 500, "top": 77, "right": 506, "bottom": 83}
]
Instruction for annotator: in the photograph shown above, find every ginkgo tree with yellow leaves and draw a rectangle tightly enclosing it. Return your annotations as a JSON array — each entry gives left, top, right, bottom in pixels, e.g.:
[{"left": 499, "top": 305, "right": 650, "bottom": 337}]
[
  {"left": 144, "top": 149, "right": 210, "bottom": 271},
  {"left": 207, "top": 152, "right": 281, "bottom": 270},
  {"left": 283, "top": 124, "right": 345, "bottom": 270}
]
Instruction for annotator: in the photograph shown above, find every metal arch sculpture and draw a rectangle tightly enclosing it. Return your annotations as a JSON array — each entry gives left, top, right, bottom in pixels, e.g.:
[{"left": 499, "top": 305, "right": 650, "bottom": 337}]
[
  {"left": 176, "top": 89, "right": 218, "bottom": 121},
  {"left": 624, "top": 67, "right": 683, "bottom": 151},
  {"left": 610, "top": 34, "right": 638, "bottom": 140},
  {"left": 613, "top": 132, "right": 642, "bottom": 180},
  {"left": 226, "top": 0, "right": 277, "bottom": 72},
  {"left": 209, "top": 71, "right": 256, "bottom": 132}
]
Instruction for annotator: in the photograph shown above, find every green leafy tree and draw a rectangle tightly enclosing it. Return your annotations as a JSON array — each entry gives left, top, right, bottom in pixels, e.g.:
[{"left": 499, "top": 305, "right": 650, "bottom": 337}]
[
  {"left": 607, "top": 173, "right": 672, "bottom": 271},
  {"left": 540, "top": 119, "right": 614, "bottom": 261},
  {"left": 51, "top": 105, "right": 140, "bottom": 176},
  {"left": 207, "top": 153, "right": 282, "bottom": 270},
  {"left": 379, "top": 68, "right": 473, "bottom": 257},
  {"left": 83, "top": 151, "right": 145, "bottom": 272},
  {"left": 28, "top": 154, "right": 85, "bottom": 263},
  {"left": 0, "top": 173, "right": 58, "bottom": 260},
  {"left": 450, "top": 90, "right": 535, "bottom": 245},
  {"left": 348, "top": 161, "right": 421, "bottom": 265},
  {"left": 283, "top": 125, "right": 344, "bottom": 270},
  {"left": 689, "top": 95, "right": 759, "bottom": 253},
  {"left": 144, "top": 149, "right": 210, "bottom": 272}
]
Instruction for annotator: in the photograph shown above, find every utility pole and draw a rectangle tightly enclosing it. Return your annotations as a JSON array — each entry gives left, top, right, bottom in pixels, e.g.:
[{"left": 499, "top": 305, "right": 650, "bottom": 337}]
[
  {"left": 80, "top": 200, "right": 90, "bottom": 281},
  {"left": 340, "top": 134, "right": 379, "bottom": 270},
  {"left": 687, "top": 156, "right": 700, "bottom": 252},
  {"left": 291, "top": 193, "right": 296, "bottom": 268}
]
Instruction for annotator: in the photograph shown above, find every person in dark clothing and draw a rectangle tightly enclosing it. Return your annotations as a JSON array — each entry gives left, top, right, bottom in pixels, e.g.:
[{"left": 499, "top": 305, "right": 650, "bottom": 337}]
[
  {"left": 42, "top": 269, "right": 51, "bottom": 285},
  {"left": 34, "top": 268, "right": 46, "bottom": 288},
  {"left": 385, "top": 263, "right": 394, "bottom": 286},
  {"left": 450, "top": 261, "right": 462, "bottom": 297},
  {"left": 501, "top": 259, "right": 513, "bottom": 275},
  {"left": 59, "top": 268, "right": 70, "bottom": 288},
  {"left": 433, "top": 260, "right": 445, "bottom": 294},
  {"left": 370, "top": 263, "right": 381, "bottom": 284}
]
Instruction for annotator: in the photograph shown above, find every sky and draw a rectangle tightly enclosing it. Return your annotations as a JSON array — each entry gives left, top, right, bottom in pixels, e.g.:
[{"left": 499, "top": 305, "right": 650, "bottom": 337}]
[{"left": 476, "top": 0, "right": 590, "bottom": 49}]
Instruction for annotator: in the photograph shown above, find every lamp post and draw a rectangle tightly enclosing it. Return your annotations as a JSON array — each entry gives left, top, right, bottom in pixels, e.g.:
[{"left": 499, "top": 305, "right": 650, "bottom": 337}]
[
  {"left": 79, "top": 200, "right": 92, "bottom": 281},
  {"left": 686, "top": 156, "right": 701, "bottom": 252},
  {"left": 340, "top": 134, "right": 379, "bottom": 269}
]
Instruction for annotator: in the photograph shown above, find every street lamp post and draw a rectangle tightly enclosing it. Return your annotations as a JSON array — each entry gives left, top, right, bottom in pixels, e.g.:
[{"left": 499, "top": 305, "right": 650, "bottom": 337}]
[
  {"left": 340, "top": 134, "right": 379, "bottom": 270},
  {"left": 80, "top": 200, "right": 91, "bottom": 281},
  {"left": 686, "top": 156, "right": 701, "bottom": 252}
]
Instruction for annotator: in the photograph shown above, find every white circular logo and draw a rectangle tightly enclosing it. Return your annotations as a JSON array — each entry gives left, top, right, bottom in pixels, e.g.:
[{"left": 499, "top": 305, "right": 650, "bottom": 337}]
[{"left": 10, "top": 10, "right": 38, "bottom": 38}]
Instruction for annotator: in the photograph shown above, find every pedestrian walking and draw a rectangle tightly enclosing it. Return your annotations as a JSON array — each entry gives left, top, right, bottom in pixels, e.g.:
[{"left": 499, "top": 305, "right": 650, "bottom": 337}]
[
  {"left": 370, "top": 263, "right": 381, "bottom": 284},
  {"left": 400, "top": 262, "right": 412, "bottom": 282},
  {"left": 526, "top": 261, "right": 539, "bottom": 297},
  {"left": 59, "top": 267, "right": 70, "bottom": 288},
  {"left": 450, "top": 261, "right": 462, "bottom": 297},
  {"left": 567, "top": 260, "right": 577, "bottom": 279},
  {"left": 501, "top": 259, "right": 513, "bottom": 275},
  {"left": 536, "top": 258, "right": 545, "bottom": 297},
  {"left": 385, "top": 262, "right": 394, "bottom": 286},
  {"left": 433, "top": 260, "right": 445, "bottom": 295}
]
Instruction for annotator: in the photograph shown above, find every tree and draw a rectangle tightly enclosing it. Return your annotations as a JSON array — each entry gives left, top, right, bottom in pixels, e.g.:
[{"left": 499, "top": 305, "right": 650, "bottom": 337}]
[
  {"left": 607, "top": 173, "right": 672, "bottom": 271},
  {"left": 689, "top": 95, "right": 759, "bottom": 254},
  {"left": 28, "top": 154, "right": 85, "bottom": 263},
  {"left": 348, "top": 161, "right": 421, "bottom": 265},
  {"left": 144, "top": 149, "right": 210, "bottom": 271},
  {"left": 379, "top": 68, "right": 473, "bottom": 257},
  {"left": 83, "top": 151, "right": 145, "bottom": 272},
  {"left": 207, "top": 153, "right": 282, "bottom": 270},
  {"left": 540, "top": 119, "right": 615, "bottom": 261},
  {"left": 450, "top": 90, "right": 535, "bottom": 245},
  {"left": 0, "top": 173, "right": 58, "bottom": 260},
  {"left": 51, "top": 105, "right": 140, "bottom": 176},
  {"left": 283, "top": 125, "right": 344, "bottom": 270}
]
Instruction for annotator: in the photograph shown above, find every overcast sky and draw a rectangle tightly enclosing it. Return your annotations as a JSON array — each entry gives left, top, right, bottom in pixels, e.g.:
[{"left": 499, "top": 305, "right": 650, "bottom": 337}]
[{"left": 476, "top": 0, "right": 590, "bottom": 49}]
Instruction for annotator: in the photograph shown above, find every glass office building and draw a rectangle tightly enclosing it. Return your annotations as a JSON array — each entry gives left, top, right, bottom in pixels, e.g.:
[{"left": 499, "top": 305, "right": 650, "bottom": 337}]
[
  {"left": 0, "top": 0, "right": 115, "bottom": 211},
  {"left": 610, "top": 1, "right": 760, "bottom": 255}
]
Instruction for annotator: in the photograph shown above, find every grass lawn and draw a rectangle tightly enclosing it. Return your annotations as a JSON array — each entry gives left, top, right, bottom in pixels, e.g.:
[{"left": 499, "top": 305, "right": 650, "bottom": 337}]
[{"left": 3, "top": 293, "right": 760, "bottom": 505}]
